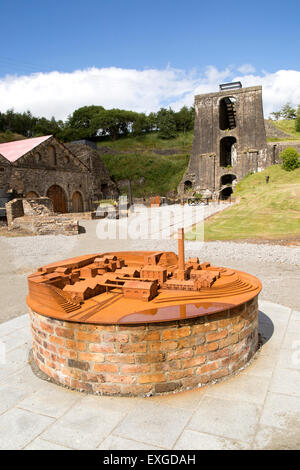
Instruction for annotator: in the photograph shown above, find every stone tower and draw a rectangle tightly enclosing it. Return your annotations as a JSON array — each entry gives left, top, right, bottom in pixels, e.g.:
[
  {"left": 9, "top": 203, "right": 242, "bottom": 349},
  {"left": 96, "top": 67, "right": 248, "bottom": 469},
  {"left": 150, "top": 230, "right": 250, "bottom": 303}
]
[{"left": 178, "top": 83, "right": 270, "bottom": 199}]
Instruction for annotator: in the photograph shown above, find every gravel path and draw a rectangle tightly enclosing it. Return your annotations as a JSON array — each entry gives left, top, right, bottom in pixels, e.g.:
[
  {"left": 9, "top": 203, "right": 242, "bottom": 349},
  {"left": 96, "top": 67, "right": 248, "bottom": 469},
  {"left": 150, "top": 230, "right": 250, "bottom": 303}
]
[{"left": 1, "top": 203, "right": 299, "bottom": 322}]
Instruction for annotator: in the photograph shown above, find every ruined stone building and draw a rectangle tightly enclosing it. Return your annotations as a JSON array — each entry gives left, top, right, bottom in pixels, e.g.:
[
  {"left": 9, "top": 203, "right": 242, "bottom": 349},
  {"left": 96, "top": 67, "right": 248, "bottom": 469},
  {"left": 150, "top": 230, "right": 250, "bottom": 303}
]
[
  {"left": 0, "top": 136, "right": 116, "bottom": 213},
  {"left": 179, "top": 82, "right": 272, "bottom": 199}
]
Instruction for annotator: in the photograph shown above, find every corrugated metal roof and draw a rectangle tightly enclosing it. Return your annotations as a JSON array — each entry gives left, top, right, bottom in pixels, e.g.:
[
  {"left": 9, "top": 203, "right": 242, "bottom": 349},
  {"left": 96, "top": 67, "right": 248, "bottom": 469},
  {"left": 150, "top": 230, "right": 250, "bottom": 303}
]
[{"left": 0, "top": 135, "right": 52, "bottom": 163}]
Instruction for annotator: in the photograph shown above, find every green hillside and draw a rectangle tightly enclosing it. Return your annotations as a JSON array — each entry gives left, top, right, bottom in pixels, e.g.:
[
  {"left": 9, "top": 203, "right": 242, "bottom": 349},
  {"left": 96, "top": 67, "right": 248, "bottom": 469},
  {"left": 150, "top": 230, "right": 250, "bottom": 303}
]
[
  {"left": 186, "top": 165, "right": 300, "bottom": 242},
  {"left": 269, "top": 119, "right": 300, "bottom": 141},
  {"left": 99, "top": 132, "right": 192, "bottom": 197}
]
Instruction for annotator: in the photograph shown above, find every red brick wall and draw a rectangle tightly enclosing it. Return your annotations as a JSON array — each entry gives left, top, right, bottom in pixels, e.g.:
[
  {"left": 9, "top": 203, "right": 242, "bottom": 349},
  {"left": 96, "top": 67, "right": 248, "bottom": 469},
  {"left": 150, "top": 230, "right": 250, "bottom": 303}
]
[{"left": 30, "top": 296, "right": 258, "bottom": 396}]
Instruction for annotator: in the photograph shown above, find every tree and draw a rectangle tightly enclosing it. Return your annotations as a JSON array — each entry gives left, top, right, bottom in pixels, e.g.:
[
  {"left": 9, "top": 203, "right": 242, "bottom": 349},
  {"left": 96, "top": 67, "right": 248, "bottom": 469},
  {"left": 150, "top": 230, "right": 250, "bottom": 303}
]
[
  {"left": 34, "top": 116, "right": 63, "bottom": 136},
  {"left": 90, "top": 109, "right": 138, "bottom": 140},
  {"left": 156, "top": 108, "right": 177, "bottom": 139},
  {"left": 132, "top": 113, "right": 151, "bottom": 135},
  {"left": 270, "top": 102, "right": 296, "bottom": 120},
  {"left": 280, "top": 102, "right": 296, "bottom": 120},
  {"left": 67, "top": 105, "right": 105, "bottom": 130},
  {"left": 270, "top": 110, "right": 281, "bottom": 120},
  {"left": 280, "top": 147, "right": 300, "bottom": 171},
  {"left": 174, "top": 106, "right": 194, "bottom": 134},
  {"left": 147, "top": 112, "right": 158, "bottom": 132}
]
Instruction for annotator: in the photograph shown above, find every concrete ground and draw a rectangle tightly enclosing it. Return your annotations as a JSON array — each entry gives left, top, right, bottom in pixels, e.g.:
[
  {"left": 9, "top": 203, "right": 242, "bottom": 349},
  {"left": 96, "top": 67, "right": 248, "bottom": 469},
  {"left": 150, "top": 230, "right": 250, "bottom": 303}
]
[{"left": 0, "top": 301, "right": 299, "bottom": 450}]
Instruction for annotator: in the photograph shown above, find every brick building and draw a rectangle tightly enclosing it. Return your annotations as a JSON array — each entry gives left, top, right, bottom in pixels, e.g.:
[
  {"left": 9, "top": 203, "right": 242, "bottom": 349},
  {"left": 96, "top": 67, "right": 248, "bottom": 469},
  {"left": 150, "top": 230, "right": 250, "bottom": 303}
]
[{"left": 0, "top": 135, "right": 116, "bottom": 213}]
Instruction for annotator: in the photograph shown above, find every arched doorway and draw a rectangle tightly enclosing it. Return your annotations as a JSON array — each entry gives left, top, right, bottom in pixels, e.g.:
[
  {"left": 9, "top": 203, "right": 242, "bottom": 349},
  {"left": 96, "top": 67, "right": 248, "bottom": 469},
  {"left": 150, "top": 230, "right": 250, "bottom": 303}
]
[
  {"left": 220, "top": 174, "right": 237, "bottom": 187},
  {"left": 72, "top": 191, "right": 84, "bottom": 212},
  {"left": 219, "top": 187, "right": 233, "bottom": 200},
  {"left": 220, "top": 137, "right": 237, "bottom": 167},
  {"left": 184, "top": 180, "right": 193, "bottom": 192},
  {"left": 25, "top": 191, "right": 39, "bottom": 198},
  {"left": 47, "top": 185, "right": 67, "bottom": 213}
]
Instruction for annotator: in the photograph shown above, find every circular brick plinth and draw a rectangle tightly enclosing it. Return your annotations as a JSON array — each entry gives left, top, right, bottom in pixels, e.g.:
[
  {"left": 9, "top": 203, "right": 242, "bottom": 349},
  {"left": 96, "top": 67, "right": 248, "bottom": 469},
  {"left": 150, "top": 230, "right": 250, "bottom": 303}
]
[{"left": 29, "top": 296, "right": 258, "bottom": 396}]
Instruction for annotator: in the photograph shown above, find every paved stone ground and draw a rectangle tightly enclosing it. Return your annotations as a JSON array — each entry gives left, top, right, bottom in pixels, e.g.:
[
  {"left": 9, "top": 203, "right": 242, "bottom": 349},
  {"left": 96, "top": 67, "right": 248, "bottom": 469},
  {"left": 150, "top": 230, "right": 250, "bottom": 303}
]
[{"left": 0, "top": 300, "right": 299, "bottom": 450}]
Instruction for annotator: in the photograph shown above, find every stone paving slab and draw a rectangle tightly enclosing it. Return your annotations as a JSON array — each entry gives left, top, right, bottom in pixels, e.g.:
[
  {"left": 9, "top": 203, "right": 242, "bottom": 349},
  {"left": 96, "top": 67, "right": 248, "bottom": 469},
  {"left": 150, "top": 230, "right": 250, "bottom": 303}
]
[
  {"left": 187, "top": 396, "right": 261, "bottom": 444},
  {"left": 41, "top": 398, "right": 128, "bottom": 450},
  {"left": 24, "top": 438, "right": 73, "bottom": 450},
  {"left": 0, "top": 407, "right": 54, "bottom": 450},
  {"left": 173, "top": 429, "right": 250, "bottom": 450},
  {"left": 0, "top": 300, "right": 299, "bottom": 450},
  {"left": 112, "top": 401, "right": 193, "bottom": 449},
  {"left": 18, "top": 383, "right": 82, "bottom": 418},
  {"left": 98, "top": 435, "right": 163, "bottom": 451}
]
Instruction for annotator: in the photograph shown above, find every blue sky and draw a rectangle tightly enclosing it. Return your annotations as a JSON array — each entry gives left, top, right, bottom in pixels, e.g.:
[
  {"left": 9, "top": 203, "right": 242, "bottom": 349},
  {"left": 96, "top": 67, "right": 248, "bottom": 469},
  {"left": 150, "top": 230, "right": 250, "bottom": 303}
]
[
  {"left": 1, "top": 0, "right": 300, "bottom": 119},
  {"left": 1, "top": 0, "right": 299, "bottom": 74}
]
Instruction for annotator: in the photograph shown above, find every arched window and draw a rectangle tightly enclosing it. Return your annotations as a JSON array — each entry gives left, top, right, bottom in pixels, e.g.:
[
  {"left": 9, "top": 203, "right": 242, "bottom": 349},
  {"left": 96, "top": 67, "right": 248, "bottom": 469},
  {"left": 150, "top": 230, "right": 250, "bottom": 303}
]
[
  {"left": 219, "top": 97, "right": 237, "bottom": 130},
  {"left": 48, "top": 145, "right": 57, "bottom": 166},
  {"left": 34, "top": 152, "right": 41, "bottom": 163}
]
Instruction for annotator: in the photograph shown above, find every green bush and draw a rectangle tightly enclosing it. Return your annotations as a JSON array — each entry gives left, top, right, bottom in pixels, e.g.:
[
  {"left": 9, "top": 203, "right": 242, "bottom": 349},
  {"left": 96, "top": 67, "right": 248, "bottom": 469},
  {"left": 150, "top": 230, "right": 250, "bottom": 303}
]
[{"left": 280, "top": 147, "right": 300, "bottom": 171}]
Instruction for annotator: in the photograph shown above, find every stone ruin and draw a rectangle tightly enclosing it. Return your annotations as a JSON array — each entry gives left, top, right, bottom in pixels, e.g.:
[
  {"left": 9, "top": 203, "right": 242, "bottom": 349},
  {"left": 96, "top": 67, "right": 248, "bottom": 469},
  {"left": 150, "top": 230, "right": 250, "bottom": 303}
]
[{"left": 6, "top": 197, "right": 79, "bottom": 235}]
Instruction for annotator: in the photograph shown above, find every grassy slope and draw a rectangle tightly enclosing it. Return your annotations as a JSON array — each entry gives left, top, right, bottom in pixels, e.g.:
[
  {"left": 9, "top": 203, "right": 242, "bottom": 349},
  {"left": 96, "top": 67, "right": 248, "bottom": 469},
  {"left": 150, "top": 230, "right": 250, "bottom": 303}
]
[
  {"left": 0, "top": 131, "right": 25, "bottom": 143},
  {"left": 268, "top": 119, "right": 300, "bottom": 141},
  {"left": 98, "top": 131, "right": 193, "bottom": 151},
  {"left": 99, "top": 132, "right": 193, "bottom": 197},
  {"left": 186, "top": 165, "right": 300, "bottom": 241}
]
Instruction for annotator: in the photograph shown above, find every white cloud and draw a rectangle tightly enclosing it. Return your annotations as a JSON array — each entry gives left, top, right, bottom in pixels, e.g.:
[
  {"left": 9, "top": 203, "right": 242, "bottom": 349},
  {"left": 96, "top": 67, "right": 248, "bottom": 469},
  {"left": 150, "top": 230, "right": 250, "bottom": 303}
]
[
  {"left": 232, "top": 70, "right": 300, "bottom": 117},
  {"left": 237, "top": 64, "right": 256, "bottom": 74},
  {"left": 0, "top": 65, "right": 299, "bottom": 120}
]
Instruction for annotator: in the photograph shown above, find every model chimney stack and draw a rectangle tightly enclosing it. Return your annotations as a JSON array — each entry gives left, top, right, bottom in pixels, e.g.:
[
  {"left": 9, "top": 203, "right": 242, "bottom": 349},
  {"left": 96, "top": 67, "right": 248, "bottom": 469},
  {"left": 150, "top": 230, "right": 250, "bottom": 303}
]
[{"left": 177, "top": 228, "right": 186, "bottom": 280}]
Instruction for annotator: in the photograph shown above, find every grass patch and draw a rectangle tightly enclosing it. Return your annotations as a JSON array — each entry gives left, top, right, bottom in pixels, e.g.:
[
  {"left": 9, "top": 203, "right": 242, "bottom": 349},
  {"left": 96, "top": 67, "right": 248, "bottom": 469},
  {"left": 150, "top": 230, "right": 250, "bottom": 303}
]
[{"left": 185, "top": 165, "right": 300, "bottom": 241}]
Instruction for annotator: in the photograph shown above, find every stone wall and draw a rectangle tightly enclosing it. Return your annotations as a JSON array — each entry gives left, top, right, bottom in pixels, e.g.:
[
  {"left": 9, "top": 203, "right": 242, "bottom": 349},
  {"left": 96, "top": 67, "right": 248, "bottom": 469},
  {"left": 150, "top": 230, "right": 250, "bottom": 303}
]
[
  {"left": 15, "top": 215, "right": 79, "bottom": 235},
  {"left": 22, "top": 197, "right": 54, "bottom": 216},
  {"left": 267, "top": 141, "right": 300, "bottom": 164},
  {"left": 5, "top": 198, "right": 24, "bottom": 226},
  {"left": 30, "top": 296, "right": 258, "bottom": 396}
]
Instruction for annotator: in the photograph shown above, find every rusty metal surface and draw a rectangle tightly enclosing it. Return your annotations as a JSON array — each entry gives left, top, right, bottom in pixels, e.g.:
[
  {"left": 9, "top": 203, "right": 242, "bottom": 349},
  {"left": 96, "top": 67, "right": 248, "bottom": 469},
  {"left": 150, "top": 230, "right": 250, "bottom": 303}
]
[{"left": 26, "top": 229, "right": 262, "bottom": 324}]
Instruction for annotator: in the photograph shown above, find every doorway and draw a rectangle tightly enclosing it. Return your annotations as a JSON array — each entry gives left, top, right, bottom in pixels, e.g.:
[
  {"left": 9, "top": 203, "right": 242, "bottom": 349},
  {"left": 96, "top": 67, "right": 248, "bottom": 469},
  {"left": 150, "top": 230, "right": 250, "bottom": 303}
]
[{"left": 46, "top": 185, "right": 67, "bottom": 213}]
